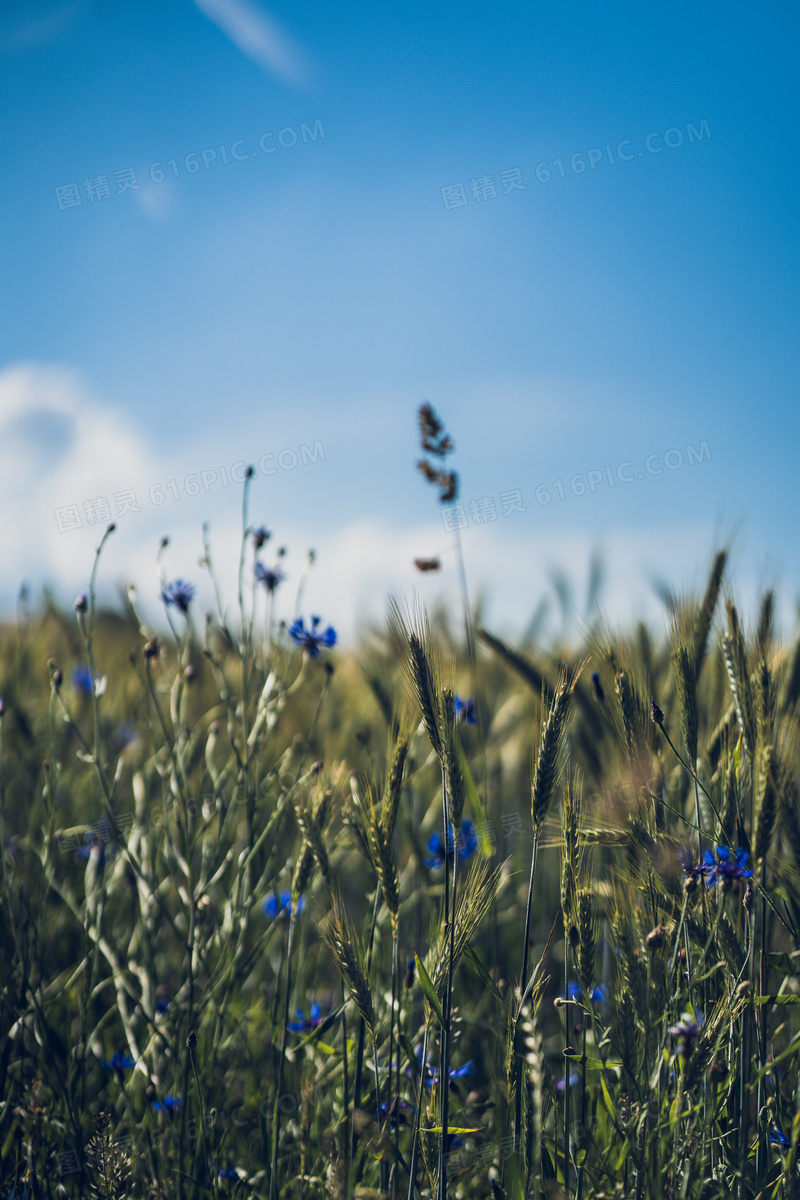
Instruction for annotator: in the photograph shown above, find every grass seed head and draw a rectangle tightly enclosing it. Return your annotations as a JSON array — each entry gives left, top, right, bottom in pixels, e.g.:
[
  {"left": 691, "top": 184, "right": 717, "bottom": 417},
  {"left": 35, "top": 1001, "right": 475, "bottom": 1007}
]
[
  {"left": 671, "top": 643, "right": 698, "bottom": 766},
  {"left": 754, "top": 744, "right": 777, "bottom": 864}
]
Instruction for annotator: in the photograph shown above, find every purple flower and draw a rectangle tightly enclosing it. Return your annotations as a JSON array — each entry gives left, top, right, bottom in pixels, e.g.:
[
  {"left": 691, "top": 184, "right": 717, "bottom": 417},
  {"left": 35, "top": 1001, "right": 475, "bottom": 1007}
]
[
  {"left": 425, "top": 819, "right": 478, "bottom": 869},
  {"left": 288, "top": 615, "right": 337, "bottom": 658},
  {"left": 678, "top": 846, "right": 708, "bottom": 892},
  {"left": 263, "top": 890, "right": 305, "bottom": 919},
  {"left": 454, "top": 695, "right": 477, "bottom": 725},
  {"left": 669, "top": 1010, "right": 704, "bottom": 1056},
  {"left": 701, "top": 845, "right": 753, "bottom": 891},
  {"left": 289, "top": 1003, "right": 323, "bottom": 1033},
  {"left": 255, "top": 562, "right": 286, "bottom": 593},
  {"left": 162, "top": 579, "right": 195, "bottom": 615},
  {"left": 110, "top": 723, "right": 138, "bottom": 753},
  {"left": 556, "top": 1072, "right": 580, "bottom": 1094},
  {"left": 380, "top": 1098, "right": 415, "bottom": 1128},
  {"left": 77, "top": 828, "right": 114, "bottom": 868}
]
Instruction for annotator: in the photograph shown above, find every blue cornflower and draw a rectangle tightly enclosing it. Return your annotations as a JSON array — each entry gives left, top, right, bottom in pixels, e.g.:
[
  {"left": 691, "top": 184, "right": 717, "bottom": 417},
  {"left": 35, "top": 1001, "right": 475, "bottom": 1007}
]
[
  {"left": 701, "top": 845, "right": 754, "bottom": 891},
  {"left": 454, "top": 695, "right": 477, "bottom": 725},
  {"left": 263, "top": 890, "right": 305, "bottom": 919},
  {"left": 405, "top": 1049, "right": 473, "bottom": 1087},
  {"left": 560, "top": 981, "right": 608, "bottom": 1005},
  {"left": 770, "top": 1126, "right": 792, "bottom": 1149},
  {"left": 156, "top": 999, "right": 171, "bottom": 1014},
  {"left": 110, "top": 723, "right": 138, "bottom": 753},
  {"left": 424, "top": 1060, "right": 474, "bottom": 1089},
  {"left": 556, "top": 1072, "right": 580, "bottom": 1094},
  {"left": 669, "top": 1009, "right": 704, "bottom": 1057},
  {"left": 162, "top": 579, "right": 195, "bottom": 615},
  {"left": 287, "top": 615, "right": 337, "bottom": 658},
  {"left": 77, "top": 830, "right": 113, "bottom": 867},
  {"left": 255, "top": 562, "right": 286, "bottom": 593},
  {"left": 289, "top": 1003, "right": 323, "bottom": 1033},
  {"left": 153, "top": 1096, "right": 181, "bottom": 1112},
  {"left": 72, "top": 665, "right": 100, "bottom": 697},
  {"left": 102, "top": 1051, "right": 135, "bottom": 1071},
  {"left": 218, "top": 1167, "right": 240, "bottom": 1181},
  {"left": 252, "top": 525, "right": 271, "bottom": 549},
  {"left": 425, "top": 819, "right": 478, "bottom": 869}
]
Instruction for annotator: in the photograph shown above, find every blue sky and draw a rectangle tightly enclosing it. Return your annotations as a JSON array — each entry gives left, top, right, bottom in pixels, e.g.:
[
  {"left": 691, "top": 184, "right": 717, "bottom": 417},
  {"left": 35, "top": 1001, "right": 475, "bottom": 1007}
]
[{"left": 1, "top": 0, "right": 798, "bottom": 643}]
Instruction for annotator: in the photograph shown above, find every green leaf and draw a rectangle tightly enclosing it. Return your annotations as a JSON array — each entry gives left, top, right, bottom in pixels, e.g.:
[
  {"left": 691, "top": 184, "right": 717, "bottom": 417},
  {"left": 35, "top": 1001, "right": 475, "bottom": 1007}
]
[
  {"left": 752, "top": 1032, "right": 800, "bottom": 1082},
  {"left": 421, "top": 1126, "right": 483, "bottom": 1135},
  {"left": 313, "top": 1041, "right": 340, "bottom": 1056},
  {"left": 563, "top": 1054, "right": 622, "bottom": 1070},
  {"left": 600, "top": 1074, "right": 615, "bottom": 1118},
  {"left": 414, "top": 950, "right": 445, "bottom": 1027},
  {"left": 456, "top": 739, "right": 493, "bottom": 855},
  {"left": 463, "top": 944, "right": 503, "bottom": 1002},
  {"left": 754, "top": 995, "right": 800, "bottom": 1005}
]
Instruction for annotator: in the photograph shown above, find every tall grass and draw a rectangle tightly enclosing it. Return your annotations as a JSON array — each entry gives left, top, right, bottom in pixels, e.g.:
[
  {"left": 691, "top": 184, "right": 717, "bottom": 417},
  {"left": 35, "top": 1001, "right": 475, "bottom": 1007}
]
[{"left": 1, "top": 429, "right": 800, "bottom": 1199}]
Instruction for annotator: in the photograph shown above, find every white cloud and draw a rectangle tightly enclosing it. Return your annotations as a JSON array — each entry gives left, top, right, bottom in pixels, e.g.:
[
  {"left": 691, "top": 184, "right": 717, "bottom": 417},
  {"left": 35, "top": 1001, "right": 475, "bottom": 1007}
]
[
  {"left": 0, "top": 361, "right": 785, "bottom": 653},
  {"left": 192, "top": 0, "right": 312, "bottom": 87}
]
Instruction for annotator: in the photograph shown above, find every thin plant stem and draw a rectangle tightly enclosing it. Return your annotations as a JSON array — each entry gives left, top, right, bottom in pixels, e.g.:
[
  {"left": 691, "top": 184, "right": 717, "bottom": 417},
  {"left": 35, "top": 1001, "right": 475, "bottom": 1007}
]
[
  {"left": 514, "top": 830, "right": 540, "bottom": 1152},
  {"left": 269, "top": 910, "right": 297, "bottom": 1200},
  {"left": 437, "top": 766, "right": 457, "bottom": 1200},
  {"left": 564, "top": 943, "right": 570, "bottom": 1196},
  {"left": 406, "top": 1026, "right": 431, "bottom": 1200},
  {"left": 576, "top": 1016, "right": 587, "bottom": 1200}
]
